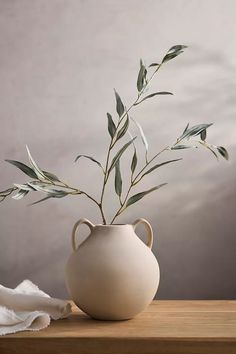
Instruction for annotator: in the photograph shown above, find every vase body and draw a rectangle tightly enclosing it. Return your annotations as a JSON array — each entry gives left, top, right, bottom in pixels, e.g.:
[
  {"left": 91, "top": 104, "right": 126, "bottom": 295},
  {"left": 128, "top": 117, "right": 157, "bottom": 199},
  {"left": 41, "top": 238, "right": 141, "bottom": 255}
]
[{"left": 65, "top": 218, "right": 160, "bottom": 320}]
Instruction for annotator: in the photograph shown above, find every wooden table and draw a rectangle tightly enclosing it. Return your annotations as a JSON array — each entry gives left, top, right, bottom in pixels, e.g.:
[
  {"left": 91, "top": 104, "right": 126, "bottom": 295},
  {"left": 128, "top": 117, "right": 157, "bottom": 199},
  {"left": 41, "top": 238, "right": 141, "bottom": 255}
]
[{"left": 1, "top": 301, "right": 236, "bottom": 354}]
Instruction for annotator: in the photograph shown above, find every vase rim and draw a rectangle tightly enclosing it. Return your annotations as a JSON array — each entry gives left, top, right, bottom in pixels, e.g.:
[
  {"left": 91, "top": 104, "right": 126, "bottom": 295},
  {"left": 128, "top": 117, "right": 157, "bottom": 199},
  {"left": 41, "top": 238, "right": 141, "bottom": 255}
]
[{"left": 95, "top": 223, "right": 133, "bottom": 227}]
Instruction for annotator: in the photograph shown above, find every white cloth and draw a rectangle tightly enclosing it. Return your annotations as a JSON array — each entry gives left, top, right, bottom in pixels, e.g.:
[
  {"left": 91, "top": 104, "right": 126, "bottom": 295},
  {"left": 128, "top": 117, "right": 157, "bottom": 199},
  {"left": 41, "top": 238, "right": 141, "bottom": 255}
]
[{"left": 0, "top": 280, "right": 72, "bottom": 335}]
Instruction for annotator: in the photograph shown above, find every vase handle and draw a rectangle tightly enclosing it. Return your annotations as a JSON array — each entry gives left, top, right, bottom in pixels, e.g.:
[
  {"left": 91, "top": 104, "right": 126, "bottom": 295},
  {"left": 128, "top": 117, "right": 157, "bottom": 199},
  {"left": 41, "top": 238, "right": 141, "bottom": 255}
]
[
  {"left": 133, "top": 218, "right": 153, "bottom": 249},
  {"left": 71, "top": 218, "right": 94, "bottom": 251}
]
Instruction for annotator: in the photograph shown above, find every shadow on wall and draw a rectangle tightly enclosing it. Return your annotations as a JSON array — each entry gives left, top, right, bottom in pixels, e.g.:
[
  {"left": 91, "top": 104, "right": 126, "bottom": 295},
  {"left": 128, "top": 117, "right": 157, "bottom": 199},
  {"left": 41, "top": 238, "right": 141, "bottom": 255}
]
[{"left": 150, "top": 47, "right": 236, "bottom": 299}]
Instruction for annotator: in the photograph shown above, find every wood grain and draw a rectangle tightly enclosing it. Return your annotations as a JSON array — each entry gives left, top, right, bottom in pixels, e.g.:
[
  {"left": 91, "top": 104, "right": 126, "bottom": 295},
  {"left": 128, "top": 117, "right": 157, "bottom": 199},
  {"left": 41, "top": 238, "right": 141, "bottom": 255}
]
[{"left": 1, "top": 300, "right": 236, "bottom": 354}]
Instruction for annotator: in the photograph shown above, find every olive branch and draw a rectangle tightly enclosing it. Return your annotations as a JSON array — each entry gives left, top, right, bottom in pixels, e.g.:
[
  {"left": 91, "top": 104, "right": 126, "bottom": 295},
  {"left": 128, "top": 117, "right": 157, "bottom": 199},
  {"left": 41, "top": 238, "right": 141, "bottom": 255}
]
[{"left": 0, "top": 45, "right": 229, "bottom": 224}]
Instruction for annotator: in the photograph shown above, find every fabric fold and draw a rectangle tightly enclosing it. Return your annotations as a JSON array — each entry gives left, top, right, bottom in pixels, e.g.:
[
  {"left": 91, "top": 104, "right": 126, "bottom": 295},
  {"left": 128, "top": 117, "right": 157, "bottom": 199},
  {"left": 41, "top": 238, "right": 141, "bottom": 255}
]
[{"left": 0, "top": 280, "right": 72, "bottom": 335}]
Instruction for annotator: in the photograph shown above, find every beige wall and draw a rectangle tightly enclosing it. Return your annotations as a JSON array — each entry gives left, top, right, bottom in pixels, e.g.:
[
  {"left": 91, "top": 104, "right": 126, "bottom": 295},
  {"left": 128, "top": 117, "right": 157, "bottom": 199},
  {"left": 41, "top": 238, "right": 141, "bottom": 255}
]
[{"left": 0, "top": 0, "right": 236, "bottom": 299}]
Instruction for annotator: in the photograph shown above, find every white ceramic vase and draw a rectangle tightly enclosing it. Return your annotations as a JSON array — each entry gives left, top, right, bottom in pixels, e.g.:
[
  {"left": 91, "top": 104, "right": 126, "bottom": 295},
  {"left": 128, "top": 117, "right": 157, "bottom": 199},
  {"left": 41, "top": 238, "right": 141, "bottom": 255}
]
[{"left": 65, "top": 218, "right": 160, "bottom": 320}]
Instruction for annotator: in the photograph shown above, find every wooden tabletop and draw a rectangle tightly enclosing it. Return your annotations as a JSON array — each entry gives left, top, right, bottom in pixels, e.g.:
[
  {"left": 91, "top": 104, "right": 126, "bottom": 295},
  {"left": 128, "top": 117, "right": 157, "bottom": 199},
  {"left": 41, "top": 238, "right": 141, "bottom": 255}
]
[{"left": 1, "top": 300, "right": 236, "bottom": 354}]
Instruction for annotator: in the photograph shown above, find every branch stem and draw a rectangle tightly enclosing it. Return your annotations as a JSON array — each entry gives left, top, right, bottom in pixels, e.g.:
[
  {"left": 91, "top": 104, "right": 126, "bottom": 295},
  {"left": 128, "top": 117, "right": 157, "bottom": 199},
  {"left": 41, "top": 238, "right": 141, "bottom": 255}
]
[{"left": 110, "top": 145, "right": 170, "bottom": 224}]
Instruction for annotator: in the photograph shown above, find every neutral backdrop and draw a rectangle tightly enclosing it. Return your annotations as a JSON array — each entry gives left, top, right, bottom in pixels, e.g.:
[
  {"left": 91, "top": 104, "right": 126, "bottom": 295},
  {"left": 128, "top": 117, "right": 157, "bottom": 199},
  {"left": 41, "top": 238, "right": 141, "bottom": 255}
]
[{"left": 0, "top": 0, "right": 235, "bottom": 299}]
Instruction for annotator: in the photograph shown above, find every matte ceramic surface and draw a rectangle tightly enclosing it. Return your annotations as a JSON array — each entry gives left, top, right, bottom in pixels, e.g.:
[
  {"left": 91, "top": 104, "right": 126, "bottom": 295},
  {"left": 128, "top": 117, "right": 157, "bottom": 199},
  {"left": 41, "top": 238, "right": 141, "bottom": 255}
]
[{"left": 65, "top": 218, "right": 160, "bottom": 320}]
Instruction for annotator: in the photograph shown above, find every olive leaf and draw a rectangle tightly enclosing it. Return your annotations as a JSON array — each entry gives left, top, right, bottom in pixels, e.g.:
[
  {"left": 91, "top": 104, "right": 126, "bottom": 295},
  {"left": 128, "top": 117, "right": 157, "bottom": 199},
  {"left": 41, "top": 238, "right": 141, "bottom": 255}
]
[
  {"left": 126, "top": 184, "right": 167, "bottom": 208},
  {"left": 162, "top": 51, "right": 184, "bottom": 63},
  {"left": 43, "top": 171, "right": 60, "bottom": 182},
  {"left": 217, "top": 146, "right": 229, "bottom": 160},
  {"left": 114, "top": 90, "right": 125, "bottom": 118},
  {"left": 131, "top": 148, "right": 137, "bottom": 174},
  {"left": 200, "top": 129, "right": 207, "bottom": 141},
  {"left": 179, "top": 123, "right": 213, "bottom": 141},
  {"left": 115, "top": 160, "right": 122, "bottom": 197},
  {"left": 171, "top": 145, "right": 196, "bottom": 150},
  {"left": 5, "top": 160, "right": 37, "bottom": 179},
  {"left": 131, "top": 118, "right": 148, "bottom": 162},
  {"left": 14, "top": 183, "right": 35, "bottom": 191},
  {"left": 116, "top": 115, "right": 129, "bottom": 141},
  {"left": 27, "top": 182, "right": 54, "bottom": 194},
  {"left": 27, "top": 182, "right": 68, "bottom": 197},
  {"left": 75, "top": 154, "right": 104, "bottom": 172},
  {"left": 182, "top": 123, "right": 189, "bottom": 136},
  {"left": 26, "top": 145, "right": 49, "bottom": 181},
  {"left": 48, "top": 191, "right": 68, "bottom": 198},
  {"left": 162, "top": 45, "right": 188, "bottom": 64},
  {"left": 137, "top": 59, "right": 147, "bottom": 92},
  {"left": 149, "top": 63, "right": 159, "bottom": 68},
  {"left": 108, "top": 137, "right": 136, "bottom": 174},
  {"left": 199, "top": 142, "right": 218, "bottom": 160},
  {"left": 30, "top": 196, "right": 53, "bottom": 206},
  {"left": 208, "top": 147, "right": 219, "bottom": 160},
  {"left": 12, "top": 189, "right": 29, "bottom": 200},
  {"left": 140, "top": 159, "right": 182, "bottom": 179},
  {"left": 135, "top": 91, "right": 173, "bottom": 105},
  {"left": 169, "top": 45, "right": 188, "bottom": 52},
  {"left": 30, "top": 190, "right": 69, "bottom": 206},
  {"left": 107, "top": 113, "right": 116, "bottom": 138},
  {"left": 5, "top": 159, "right": 60, "bottom": 182}
]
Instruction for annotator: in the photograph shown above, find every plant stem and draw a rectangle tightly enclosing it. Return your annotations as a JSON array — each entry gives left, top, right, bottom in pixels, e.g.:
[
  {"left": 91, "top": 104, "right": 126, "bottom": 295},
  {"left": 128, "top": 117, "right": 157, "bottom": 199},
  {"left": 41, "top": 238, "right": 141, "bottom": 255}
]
[
  {"left": 110, "top": 145, "right": 170, "bottom": 224},
  {"left": 99, "top": 140, "right": 112, "bottom": 224},
  {"left": 0, "top": 187, "right": 17, "bottom": 202},
  {"left": 110, "top": 183, "right": 133, "bottom": 224},
  {"left": 133, "top": 146, "right": 170, "bottom": 184},
  {"left": 99, "top": 96, "right": 139, "bottom": 224},
  {"left": 38, "top": 179, "right": 102, "bottom": 214}
]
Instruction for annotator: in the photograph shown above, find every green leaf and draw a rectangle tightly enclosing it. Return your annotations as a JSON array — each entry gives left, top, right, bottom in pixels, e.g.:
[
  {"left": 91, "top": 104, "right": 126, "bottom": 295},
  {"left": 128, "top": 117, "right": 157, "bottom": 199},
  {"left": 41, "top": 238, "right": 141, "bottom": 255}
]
[
  {"left": 6, "top": 158, "right": 60, "bottom": 183},
  {"left": 116, "top": 115, "right": 129, "bottom": 141},
  {"left": 199, "top": 142, "right": 218, "bottom": 160},
  {"left": 131, "top": 148, "right": 137, "bottom": 174},
  {"left": 131, "top": 118, "right": 148, "bottom": 156},
  {"left": 27, "top": 182, "right": 54, "bottom": 194},
  {"left": 217, "top": 146, "right": 229, "bottom": 160},
  {"left": 137, "top": 60, "right": 147, "bottom": 92},
  {"left": 168, "top": 45, "right": 188, "bottom": 53},
  {"left": 30, "top": 191, "right": 68, "bottom": 206},
  {"left": 126, "top": 184, "right": 167, "bottom": 208},
  {"left": 12, "top": 189, "right": 29, "bottom": 200},
  {"left": 135, "top": 91, "right": 173, "bottom": 105},
  {"left": 30, "top": 196, "right": 53, "bottom": 206},
  {"left": 49, "top": 191, "right": 68, "bottom": 198},
  {"left": 114, "top": 90, "right": 125, "bottom": 118},
  {"left": 115, "top": 160, "right": 122, "bottom": 197},
  {"left": 5, "top": 160, "right": 37, "bottom": 179},
  {"left": 200, "top": 129, "right": 207, "bottom": 141},
  {"left": 14, "top": 183, "right": 35, "bottom": 191},
  {"left": 149, "top": 63, "right": 159, "bottom": 68},
  {"left": 27, "top": 182, "right": 68, "bottom": 197},
  {"left": 75, "top": 154, "right": 104, "bottom": 171},
  {"left": 179, "top": 123, "right": 213, "bottom": 141},
  {"left": 43, "top": 171, "right": 60, "bottom": 182},
  {"left": 26, "top": 145, "right": 48, "bottom": 181},
  {"left": 108, "top": 137, "right": 136, "bottom": 174},
  {"left": 182, "top": 123, "right": 189, "bottom": 135},
  {"left": 141, "top": 159, "right": 182, "bottom": 178},
  {"left": 162, "top": 51, "right": 184, "bottom": 63},
  {"left": 107, "top": 113, "right": 116, "bottom": 138},
  {"left": 207, "top": 146, "right": 218, "bottom": 160},
  {"left": 171, "top": 145, "right": 195, "bottom": 150},
  {"left": 162, "top": 45, "right": 187, "bottom": 64}
]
